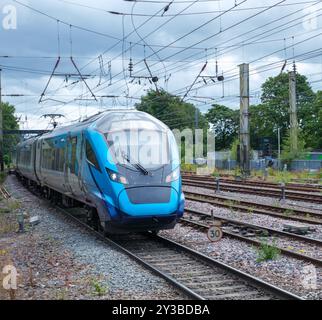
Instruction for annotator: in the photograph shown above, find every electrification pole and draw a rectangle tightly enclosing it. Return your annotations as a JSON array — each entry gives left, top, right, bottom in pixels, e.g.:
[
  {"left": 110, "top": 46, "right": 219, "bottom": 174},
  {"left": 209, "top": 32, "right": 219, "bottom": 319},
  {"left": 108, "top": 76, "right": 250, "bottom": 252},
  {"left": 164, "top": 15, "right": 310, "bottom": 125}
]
[
  {"left": 278, "top": 127, "right": 281, "bottom": 171},
  {"left": 0, "top": 69, "right": 4, "bottom": 172},
  {"left": 289, "top": 69, "right": 298, "bottom": 153},
  {"left": 195, "top": 108, "right": 199, "bottom": 129},
  {"left": 239, "top": 63, "right": 250, "bottom": 176}
]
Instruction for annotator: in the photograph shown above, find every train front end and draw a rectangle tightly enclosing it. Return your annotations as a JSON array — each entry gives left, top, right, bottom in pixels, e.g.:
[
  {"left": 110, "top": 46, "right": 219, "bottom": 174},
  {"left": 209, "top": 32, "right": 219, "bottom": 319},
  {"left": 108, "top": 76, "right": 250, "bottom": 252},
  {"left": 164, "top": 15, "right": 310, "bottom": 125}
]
[{"left": 90, "top": 111, "right": 184, "bottom": 234}]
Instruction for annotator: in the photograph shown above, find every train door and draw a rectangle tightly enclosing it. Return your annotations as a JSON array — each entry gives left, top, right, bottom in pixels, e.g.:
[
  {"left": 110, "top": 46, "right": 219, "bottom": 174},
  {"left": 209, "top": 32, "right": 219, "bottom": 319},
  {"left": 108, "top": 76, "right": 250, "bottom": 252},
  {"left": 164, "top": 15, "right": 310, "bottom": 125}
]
[{"left": 66, "top": 133, "right": 83, "bottom": 198}]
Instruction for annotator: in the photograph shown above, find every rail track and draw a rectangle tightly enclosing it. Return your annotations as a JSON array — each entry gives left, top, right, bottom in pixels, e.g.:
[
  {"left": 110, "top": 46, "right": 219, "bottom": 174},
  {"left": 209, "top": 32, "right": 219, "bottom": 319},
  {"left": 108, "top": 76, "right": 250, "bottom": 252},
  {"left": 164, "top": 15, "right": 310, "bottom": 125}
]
[
  {"left": 184, "top": 190, "right": 322, "bottom": 225},
  {"left": 182, "top": 176, "right": 322, "bottom": 204},
  {"left": 182, "top": 208, "right": 322, "bottom": 267},
  {"left": 12, "top": 176, "right": 304, "bottom": 300},
  {"left": 182, "top": 172, "right": 322, "bottom": 190},
  {"left": 57, "top": 206, "right": 303, "bottom": 300},
  {"left": 182, "top": 174, "right": 322, "bottom": 192}
]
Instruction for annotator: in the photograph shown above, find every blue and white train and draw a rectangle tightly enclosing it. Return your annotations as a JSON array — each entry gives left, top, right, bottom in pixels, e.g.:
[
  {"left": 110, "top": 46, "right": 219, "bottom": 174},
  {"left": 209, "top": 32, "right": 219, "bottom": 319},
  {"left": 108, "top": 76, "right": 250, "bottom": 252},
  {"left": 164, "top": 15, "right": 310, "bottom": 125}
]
[{"left": 15, "top": 110, "right": 185, "bottom": 234}]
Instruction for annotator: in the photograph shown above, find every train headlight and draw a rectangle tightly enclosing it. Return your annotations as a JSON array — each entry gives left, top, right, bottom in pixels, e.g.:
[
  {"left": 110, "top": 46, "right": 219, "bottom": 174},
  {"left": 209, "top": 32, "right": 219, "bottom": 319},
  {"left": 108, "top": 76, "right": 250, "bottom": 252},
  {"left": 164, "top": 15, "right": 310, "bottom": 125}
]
[
  {"left": 106, "top": 168, "right": 129, "bottom": 185},
  {"left": 165, "top": 166, "right": 180, "bottom": 183}
]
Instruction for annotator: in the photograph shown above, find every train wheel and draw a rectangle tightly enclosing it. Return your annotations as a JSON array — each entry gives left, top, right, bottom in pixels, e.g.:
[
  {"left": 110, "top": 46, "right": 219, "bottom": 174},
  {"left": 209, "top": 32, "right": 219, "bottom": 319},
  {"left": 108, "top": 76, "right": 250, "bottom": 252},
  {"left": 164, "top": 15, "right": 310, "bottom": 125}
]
[{"left": 86, "top": 208, "right": 100, "bottom": 231}]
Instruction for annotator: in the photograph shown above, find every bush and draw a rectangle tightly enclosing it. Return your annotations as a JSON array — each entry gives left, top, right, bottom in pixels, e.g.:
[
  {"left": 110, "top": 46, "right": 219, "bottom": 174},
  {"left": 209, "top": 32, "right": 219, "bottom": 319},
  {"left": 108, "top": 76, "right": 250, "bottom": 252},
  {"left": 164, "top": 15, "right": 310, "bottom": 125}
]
[
  {"left": 281, "top": 130, "right": 309, "bottom": 165},
  {"left": 256, "top": 239, "right": 281, "bottom": 262}
]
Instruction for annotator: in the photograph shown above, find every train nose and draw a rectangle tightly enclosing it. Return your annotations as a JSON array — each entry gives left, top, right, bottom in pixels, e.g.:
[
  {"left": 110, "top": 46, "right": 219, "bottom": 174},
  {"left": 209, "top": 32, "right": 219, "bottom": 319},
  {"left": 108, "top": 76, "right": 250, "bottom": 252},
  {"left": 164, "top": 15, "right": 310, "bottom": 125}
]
[{"left": 118, "top": 186, "right": 179, "bottom": 216}]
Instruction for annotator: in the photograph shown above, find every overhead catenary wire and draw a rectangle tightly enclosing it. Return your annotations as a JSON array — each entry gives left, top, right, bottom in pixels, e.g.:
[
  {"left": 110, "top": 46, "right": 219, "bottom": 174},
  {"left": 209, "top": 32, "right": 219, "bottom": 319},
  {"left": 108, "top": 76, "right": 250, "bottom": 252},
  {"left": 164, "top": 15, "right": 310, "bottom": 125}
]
[
  {"left": 60, "top": 0, "right": 249, "bottom": 103},
  {"left": 5, "top": 0, "right": 322, "bottom": 121},
  {"left": 96, "top": 0, "right": 322, "bottom": 100}
]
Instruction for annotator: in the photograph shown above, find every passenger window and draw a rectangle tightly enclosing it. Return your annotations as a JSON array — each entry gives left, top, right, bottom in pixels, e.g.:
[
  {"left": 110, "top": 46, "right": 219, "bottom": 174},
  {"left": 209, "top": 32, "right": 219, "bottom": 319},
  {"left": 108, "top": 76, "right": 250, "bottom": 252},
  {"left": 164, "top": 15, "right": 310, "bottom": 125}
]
[{"left": 86, "top": 140, "right": 100, "bottom": 171}]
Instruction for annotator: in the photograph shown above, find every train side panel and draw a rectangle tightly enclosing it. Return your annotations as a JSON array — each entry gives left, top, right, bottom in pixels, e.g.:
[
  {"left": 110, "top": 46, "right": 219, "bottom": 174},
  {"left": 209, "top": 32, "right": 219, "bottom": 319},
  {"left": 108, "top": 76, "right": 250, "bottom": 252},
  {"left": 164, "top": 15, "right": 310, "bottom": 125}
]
[{"left": 16, "top": 138, "right": 38, "bottom": 183}]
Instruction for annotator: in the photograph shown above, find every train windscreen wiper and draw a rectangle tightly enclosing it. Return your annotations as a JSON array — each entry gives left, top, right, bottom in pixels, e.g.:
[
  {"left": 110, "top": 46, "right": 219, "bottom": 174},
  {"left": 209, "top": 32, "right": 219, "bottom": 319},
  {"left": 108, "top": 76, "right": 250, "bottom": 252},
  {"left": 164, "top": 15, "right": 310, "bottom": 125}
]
[{"left": 121, "top": 152, "right": 149, "bottom": 176}]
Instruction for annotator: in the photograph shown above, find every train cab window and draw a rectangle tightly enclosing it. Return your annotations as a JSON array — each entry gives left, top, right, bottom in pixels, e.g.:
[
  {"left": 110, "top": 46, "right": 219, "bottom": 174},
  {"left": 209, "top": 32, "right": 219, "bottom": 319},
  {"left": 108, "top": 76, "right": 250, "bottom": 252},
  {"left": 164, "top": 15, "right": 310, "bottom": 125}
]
[{"left": 86, "top": 140, "right": 100, "bottom": 171}]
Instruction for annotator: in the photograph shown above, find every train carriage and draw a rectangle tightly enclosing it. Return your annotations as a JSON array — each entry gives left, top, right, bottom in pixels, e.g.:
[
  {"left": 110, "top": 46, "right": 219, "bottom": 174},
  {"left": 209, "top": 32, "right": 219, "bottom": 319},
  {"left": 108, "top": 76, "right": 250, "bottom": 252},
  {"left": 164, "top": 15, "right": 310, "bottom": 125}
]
[{"left": 16, "top": 110, "right": 185, "bottom": 234}]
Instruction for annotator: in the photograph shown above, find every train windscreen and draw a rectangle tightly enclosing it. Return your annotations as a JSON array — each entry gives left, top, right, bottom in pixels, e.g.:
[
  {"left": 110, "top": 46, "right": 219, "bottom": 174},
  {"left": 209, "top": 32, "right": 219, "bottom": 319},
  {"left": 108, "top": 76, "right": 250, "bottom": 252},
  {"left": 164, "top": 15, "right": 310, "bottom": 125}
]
[{"left": 96, "top": 112, "right": 179, "bottom": 169}]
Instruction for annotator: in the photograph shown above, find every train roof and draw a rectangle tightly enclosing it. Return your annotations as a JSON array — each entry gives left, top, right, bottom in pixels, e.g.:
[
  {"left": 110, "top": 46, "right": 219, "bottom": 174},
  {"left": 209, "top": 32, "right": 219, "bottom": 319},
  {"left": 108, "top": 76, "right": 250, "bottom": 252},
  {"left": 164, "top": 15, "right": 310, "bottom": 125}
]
[{"left": 34, "top": 109, "right": 169, "bottom": 140}]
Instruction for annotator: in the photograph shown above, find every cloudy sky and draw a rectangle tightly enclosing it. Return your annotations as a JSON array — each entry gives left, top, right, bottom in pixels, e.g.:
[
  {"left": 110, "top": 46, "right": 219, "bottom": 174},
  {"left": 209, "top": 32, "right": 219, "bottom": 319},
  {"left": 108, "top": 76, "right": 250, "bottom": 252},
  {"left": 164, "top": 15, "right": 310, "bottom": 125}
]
[{"left": 0, "top": 0, "right": 322, "bottom": 129}]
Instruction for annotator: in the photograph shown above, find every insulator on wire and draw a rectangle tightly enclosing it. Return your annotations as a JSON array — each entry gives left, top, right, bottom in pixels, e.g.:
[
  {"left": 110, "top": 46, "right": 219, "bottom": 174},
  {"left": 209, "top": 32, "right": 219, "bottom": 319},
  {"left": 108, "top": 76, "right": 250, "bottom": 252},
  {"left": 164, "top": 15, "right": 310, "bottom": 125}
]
[
  {"left": 217, "top": 75, "right": 224, "bottom": 82},
  {"left": 128, "top": 58, "right": 133, "bottom": 73}
]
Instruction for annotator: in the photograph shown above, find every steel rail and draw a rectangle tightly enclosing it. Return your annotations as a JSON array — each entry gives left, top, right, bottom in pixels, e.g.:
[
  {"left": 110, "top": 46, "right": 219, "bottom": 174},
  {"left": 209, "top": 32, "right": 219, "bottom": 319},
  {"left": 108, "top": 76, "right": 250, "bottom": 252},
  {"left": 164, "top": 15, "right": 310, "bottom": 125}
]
[
  {"left": 183, "top": 179, "right": 322, "bottom": 204},
  {"left": 182, "top": 174, "right": 322, "bottom": 192},
  {"left": 182, "top": 208, "right": 322, "bottom": 266},
  {"left": 154, "top": 235, "right": 303, "bottom": 300},
  {"left": 184, "top": 191, "right": 322, "bottom": 225},
  {"left": 14, "top": 177, "right": 303, "bottom": 300},
  {"left": 56, "top": 206, "right": 303, "bottom": 300},
  {"left": 185, "top": 208, "right": 322, "bottom": 246}
]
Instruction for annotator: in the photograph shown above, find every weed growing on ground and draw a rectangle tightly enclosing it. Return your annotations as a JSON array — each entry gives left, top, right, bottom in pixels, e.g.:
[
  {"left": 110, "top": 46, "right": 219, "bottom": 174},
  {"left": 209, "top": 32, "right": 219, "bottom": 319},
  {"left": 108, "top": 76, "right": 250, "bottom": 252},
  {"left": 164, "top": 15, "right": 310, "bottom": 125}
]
[
  {"left": 256, "top": 238, "right": 281, "bottom": 262},
  {"left": 283, "top": 209, "right": 294, "bottom": 217},
  {"left": 91, "top": 279, "right": 108, "bottom": 297}
]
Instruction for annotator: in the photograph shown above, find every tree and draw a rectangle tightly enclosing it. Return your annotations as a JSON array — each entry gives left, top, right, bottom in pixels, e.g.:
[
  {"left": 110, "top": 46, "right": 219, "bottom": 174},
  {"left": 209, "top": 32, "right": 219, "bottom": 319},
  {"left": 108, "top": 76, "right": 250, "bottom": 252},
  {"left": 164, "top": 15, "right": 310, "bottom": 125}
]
[
  {"left": 249, "top": 104, "right": 277, "bottom": 150},
  {"left": 135, "top": 89, "right": 208, "bottom": 131},
  {"left": 303, "top": 90, "right": 322, "bottom": 150},
  {"left": 1, "top": 102, "right": 19, "bottom": 163},
  {"left": 206, "top": 104, "right": 239, "bottom": 150},
  {"left": 281, "top": 130, "right": 308, "bottom": 164},
  {"left": 259, "top": 72, "right": 316, "bottom": 150}
]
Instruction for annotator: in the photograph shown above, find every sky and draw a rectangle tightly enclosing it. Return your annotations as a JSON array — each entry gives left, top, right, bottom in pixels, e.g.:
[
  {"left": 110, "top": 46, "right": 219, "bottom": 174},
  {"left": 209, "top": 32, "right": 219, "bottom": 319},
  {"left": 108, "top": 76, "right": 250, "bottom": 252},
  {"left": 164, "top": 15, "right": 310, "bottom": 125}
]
[{"left": 0, "top": 0, "right": 322, "bottom": 130}]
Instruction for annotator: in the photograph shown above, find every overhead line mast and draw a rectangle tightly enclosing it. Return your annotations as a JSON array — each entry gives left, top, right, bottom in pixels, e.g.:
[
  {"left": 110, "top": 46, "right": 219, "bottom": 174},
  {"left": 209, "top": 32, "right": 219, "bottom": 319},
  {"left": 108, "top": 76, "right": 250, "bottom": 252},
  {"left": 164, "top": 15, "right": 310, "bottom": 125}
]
[
  {"left": 289, "top": 64, "right": 298, "bottom": 153},
  {"left": 239, "top": 63, "right": 250, "bottom": 177}
]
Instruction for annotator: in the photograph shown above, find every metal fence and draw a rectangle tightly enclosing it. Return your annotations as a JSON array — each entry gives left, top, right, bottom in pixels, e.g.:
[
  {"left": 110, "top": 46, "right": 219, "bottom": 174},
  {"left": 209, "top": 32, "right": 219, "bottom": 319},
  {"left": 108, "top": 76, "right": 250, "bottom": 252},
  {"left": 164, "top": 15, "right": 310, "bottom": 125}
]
[
  {"left": 291, "top": 160, "right": 322, "bottom": 171},
  {"left": 212, "top": 159, "right": 321, "bottom": 171}
]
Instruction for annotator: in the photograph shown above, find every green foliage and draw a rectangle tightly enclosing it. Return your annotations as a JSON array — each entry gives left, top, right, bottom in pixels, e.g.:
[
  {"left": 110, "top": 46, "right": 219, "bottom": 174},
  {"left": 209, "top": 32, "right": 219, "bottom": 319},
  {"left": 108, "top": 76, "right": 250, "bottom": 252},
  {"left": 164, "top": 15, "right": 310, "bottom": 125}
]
[
  {"left": 1, "top": 102, "right": 19, "bottom": 162},
  {"left": 230, "top": 138, "right": 239, "bottom": 161},
  {"left": 253, "top": 72, "right": 318, "bottom": 150},
  {"left": 304, "top": 91, "right": 322, "bottom": 149},
  {"left": 91, "top": 279, "right": 108, "bottom": 297},
  {"left": 281, "top": 130, "right": 308, "bottom": 164},
  {"left": 181, "top": 163, "right": 197, "bottom": 173},
  {"left": 256, "top": 239, "right": 281, "bottom": 262},
  {"left": 135, "top": 89, "right": 208, "bottom": 131},
  {"left": 0, "top": 172, "right": 6, "bottom": 184},
  {"left": 3, "top": 155, "right": 10, "bottom": 166},
  {"left": 270, "top": 170, "right": 293, "bottom": 184},
  {"left": 283, "top": 209, "right": 294, "bottom": 217},
  {"left": 206, "top": 104, "right": 239, "bottom": 150}
]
